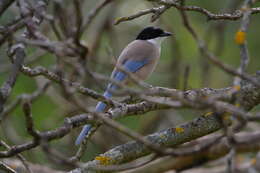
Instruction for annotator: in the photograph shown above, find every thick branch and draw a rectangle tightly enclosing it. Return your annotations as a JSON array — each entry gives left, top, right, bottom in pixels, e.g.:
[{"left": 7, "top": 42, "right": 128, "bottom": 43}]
[
  {"left": 122, "top": 131, "right": 260, "bottom": 173},
  {"left": 68, "top": 73, "right": 260, "bottom": 172},
  {"left": 0, "top": 73, "right": 259, "bottom": 159}
]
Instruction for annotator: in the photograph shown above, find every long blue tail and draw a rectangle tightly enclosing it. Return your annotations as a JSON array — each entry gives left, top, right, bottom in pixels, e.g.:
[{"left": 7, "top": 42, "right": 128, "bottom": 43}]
[
  {"left": 75, "top": 91, "right": 112, "bottom": 145},
  {"left": 75, "top": 69, "right": 130, "bottom": 145}
]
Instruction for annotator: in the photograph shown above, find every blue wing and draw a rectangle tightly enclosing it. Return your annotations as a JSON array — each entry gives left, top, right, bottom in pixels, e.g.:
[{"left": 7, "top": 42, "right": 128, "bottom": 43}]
[
  {"left": 122, "top": 59, "right": 149, "bottom": 73},
  {"left": 75, "top": 59, "right": 149, "bottom": 145},
  {"left": 106, "top": 59, "right": 149, "bottom": 91},
  {"left": 98, "top": 59, "right": 149, "bottom": 111},
  {"left": 112, "top": 59, "right": 149, "bottom": 81}
]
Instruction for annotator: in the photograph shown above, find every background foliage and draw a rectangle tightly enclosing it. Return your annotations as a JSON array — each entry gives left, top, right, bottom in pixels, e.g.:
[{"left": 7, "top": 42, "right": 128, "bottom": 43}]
[{"left": 0, "top": 0, "right": 260, "bottom": 172}]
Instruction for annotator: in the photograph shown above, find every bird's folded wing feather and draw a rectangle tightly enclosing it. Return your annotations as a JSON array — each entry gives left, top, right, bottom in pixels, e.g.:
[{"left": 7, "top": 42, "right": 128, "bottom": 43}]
[{"left": 108, "top": 59, "right": 149, "bottom": 89}]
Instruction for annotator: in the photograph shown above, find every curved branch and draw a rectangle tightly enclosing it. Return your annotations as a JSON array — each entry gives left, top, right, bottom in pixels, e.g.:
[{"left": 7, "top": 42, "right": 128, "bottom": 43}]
[
  {"left": 115, "top": 0, "right": 260, "bottom": 25},
  {"left": 121, "top": 131, "right": 260, "bottom": 173},
  {"left": 68, "top": 73, "right": 260, "bottom": 172}
]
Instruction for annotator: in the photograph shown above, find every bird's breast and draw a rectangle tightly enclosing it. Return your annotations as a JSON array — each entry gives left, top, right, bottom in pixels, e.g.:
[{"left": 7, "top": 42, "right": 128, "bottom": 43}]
[
  {"left": 118, "top": 40, "right": 161, "bottom": 81},
  {"left": 134, "top": 55, "right": 159, "bottom": 80}
]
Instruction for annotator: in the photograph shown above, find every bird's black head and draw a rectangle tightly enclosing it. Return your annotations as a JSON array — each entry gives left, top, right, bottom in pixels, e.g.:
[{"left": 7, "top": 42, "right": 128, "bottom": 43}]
[{"left": 136, "top": 26, "right": 172, "bottom": 40}]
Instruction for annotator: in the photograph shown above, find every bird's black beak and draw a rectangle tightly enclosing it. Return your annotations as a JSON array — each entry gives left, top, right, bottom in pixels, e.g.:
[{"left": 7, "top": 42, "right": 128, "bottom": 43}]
[{"left": 161, "top": 31, "right": 172, "bottom": 37}]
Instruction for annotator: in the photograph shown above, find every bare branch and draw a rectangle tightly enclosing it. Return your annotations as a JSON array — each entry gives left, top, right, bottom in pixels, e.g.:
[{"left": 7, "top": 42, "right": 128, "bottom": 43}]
[
  {"left": 0, "top": 161, "right": 16, "bottom": 173},
  {"left": 0, "top": 0, "right": 49, "bottom": 114},
  {"left": 115, "top": 0, "right": 260, "bottom": 25},
  {"left": 233, "top": 0, "right": 253, "bottom": 85}
]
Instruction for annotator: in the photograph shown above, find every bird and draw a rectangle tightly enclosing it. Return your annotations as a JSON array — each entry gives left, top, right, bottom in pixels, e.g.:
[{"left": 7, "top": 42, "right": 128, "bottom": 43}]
[{"left": 75, "top": 26, "right": 172, "bottom": 145}]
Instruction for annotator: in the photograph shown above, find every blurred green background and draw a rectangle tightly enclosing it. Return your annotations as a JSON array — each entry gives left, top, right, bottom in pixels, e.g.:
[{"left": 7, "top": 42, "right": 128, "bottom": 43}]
[{"left": 0, "top": 0, "right": 260, "bottom": 170}]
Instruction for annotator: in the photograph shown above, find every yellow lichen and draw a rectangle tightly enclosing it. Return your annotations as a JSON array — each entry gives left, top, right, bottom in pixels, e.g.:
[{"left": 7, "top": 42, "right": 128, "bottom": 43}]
[
  {"left": 159, "top": 134, "right": 166, "bottom": 139},
  {"left": 114, "top": 18, "right": 122, "bottom": 25},
  {"left": 175, "top": 127, "right": 184, "bottom": 133},
  {"left": 233, "top": 85, "right": 241, "bottom": 91},
  {"left": 251, "top": 158, "right": 257, "bottom": 165},
  {"left": 235, "top": 30, "right": 246, "bottom": 45},
  {"left": 241, "top": 7, "right": 250, "bottom": 12},
  {"left": 95, "top": 156, "right": 111, "bottom": 165},
  {"left": 223, "top": 112, "right": 231, "bottom": 121},
  {"left": 204, "top": 112, "right": 213, "bottom": 117},
  {"left": 202, "top": 95, "right": 208, "bottom": 99},
  {"left": 8, "top": 163, "right": 18, "bottom": 169},
  {"left": 236, "top": 155, "right": 244, "bottom": 163},
  {"left": 235, "top": 103, "right": 240, "bottom": 107}
]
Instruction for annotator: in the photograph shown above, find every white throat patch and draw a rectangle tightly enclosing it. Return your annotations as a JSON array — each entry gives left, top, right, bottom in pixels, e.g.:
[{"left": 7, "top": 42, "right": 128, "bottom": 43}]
[
  {"left": 147, "top": 37, "right": 165, "bottom": 47},
  {"left": 147, "top": 37, "right": 165, "bottom": 53}
]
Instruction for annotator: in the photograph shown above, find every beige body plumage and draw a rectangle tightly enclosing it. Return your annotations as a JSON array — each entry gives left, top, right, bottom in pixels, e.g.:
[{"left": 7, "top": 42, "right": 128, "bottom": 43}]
[
  {"left": 114, "top": 40, "right": 161, "bottom": 81},
  {"left": 75, "top": 26, "right": 171, "bottom": 145}
]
